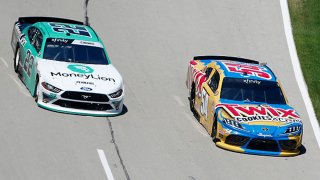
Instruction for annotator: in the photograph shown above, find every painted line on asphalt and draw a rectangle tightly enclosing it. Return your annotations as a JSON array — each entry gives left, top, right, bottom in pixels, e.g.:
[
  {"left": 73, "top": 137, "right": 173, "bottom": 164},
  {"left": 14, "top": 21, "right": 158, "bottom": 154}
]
[
  {"left": 173, "top": 95, "right": 186, "bottom": 107},
  {"left": 8, "top": 74, "right": 30, "bottom": 97},
  {"left": 0, "top": 57, "right": 8, "bottom": 68},
  {"left": 184, "top": 112, "right": 209, "bottom": 137},
  {"left": 97, "top": 149, "right": 115, "bottom": 180},
  {"left": 280, "top": 0, "right": 320, "bottom": 149}
]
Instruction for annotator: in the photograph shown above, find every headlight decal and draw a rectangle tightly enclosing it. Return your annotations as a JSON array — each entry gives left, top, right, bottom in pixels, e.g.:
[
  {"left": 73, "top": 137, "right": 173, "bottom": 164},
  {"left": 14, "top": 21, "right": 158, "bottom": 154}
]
[
  {"left": 41, "top": 82, "right": 62, "bottom": 93},
  {"left": 284, "top": 126, "right": 302, "bottom": 134},
  {"left": 109, "top": 89, "right": 123, "bottom": 98}
]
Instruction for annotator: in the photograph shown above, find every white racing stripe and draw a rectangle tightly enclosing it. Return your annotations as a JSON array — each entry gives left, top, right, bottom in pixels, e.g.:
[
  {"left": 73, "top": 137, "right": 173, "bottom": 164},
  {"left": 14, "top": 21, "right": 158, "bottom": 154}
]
[
  {"left": 0, "top": 57, "right": 8, "bottom": 68},
  {"left": 280, "top": 0, "right": 320, "bottom": 148},
  {"left": 97, "top": 149, "right": 115, "bottom": 180},
  {"left": 8, "top": 74, "right": 30, "bottom": 97}
]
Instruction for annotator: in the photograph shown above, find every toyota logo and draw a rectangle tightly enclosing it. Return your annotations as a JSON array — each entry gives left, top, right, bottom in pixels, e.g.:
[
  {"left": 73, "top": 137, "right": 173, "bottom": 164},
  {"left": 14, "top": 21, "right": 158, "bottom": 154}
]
[{"left": 262, "top": 127, "right": 269, "bottom": 131}]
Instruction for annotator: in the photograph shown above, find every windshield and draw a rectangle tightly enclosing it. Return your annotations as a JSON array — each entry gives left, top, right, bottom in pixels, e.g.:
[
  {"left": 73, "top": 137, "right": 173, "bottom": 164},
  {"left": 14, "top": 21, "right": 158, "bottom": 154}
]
[
  {"left": 221, "top": 77, "right": 286, "bottom": 104},
  {"left": 43, "top": 38, "right": 108, "bottom": 65}
]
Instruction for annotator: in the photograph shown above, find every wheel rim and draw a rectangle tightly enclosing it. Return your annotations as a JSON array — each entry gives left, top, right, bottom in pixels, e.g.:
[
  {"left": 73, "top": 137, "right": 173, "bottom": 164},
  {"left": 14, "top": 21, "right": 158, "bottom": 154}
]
[{"left": 15, "top": 49, "right": 20, "bottom": 68}]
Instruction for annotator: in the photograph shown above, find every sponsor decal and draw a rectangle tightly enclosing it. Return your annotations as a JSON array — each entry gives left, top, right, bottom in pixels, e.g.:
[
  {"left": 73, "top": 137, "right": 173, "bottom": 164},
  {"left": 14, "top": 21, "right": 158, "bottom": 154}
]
[
  {"left": 257, "top": 133, "right": 272, "bottom": 137},
  {"left": 80, "top": 87, "right": 92, "bottom": 91},
  {"left": 223, "top": 62, "right": 272, "bottom": 80},
  {"left": 50, "top": 38, "right": 70, "bottom": 43},
  {"left": 15, "top": 23, "right": 27, "bottom": 47},
  {"left": 50, "top": 71, "right": 116, "bottom": 82},
  {"left": 49, "top": 23, "right": 91, "bottom": 37},
  {"left": 76, "top": 81, "right": 94, "bottom": 85},
  {"left": 216, "top": 104, "right": 302, "bottom": 124},
  {"left": 68, "top": 64, "right": 94, "bottom": 74},
  {"left": 71, "top": 40, "right": 103, "bottom": 48},
  {"left": 243, "top": 79, "right": 261, "bottom": 85}
]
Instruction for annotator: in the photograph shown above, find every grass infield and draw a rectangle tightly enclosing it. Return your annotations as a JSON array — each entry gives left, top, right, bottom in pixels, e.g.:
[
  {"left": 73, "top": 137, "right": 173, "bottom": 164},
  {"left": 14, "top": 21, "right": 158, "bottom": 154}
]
[{"left": 288, "top": 0, "right": 320, "bottom": 121}]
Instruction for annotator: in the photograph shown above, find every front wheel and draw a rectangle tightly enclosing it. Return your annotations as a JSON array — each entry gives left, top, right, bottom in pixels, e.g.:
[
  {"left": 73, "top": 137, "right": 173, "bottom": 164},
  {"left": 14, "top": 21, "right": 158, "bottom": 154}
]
[
  {"left": 189, "top": 84, "right": 199, "bottom": 121},
  {"left": 34, "top": 78, "right": 40, "bottom": 102},
  {"left": 189, "top": 85, "right": 196, "bottom": 112},
  {"left": 211, "top": 117, "right": 218, "bottom": 142}
]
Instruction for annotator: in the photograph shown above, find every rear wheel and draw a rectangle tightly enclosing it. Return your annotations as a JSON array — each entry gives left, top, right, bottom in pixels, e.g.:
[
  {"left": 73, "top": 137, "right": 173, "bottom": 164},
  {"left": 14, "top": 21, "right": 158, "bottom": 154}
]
[
  {"left": 14, "top": 47, "right": 20, "bottom": 73},
  {"left": 189, "top": 84, "right": 200, "bottom": 121},
  {"left": 189, "top": 84, "right": 196, "bottom": 112}
]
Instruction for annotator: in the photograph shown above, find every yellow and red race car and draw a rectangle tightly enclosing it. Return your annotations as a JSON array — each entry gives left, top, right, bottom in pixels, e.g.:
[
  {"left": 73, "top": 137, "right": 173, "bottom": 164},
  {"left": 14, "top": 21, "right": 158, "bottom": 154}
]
[{"left": 186, "top": 56, "right": 303, "bottom": 156}]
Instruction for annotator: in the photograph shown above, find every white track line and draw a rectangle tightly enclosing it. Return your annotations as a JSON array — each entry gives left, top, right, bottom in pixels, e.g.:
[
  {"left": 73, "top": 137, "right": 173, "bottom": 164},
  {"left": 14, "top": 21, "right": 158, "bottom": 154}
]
[
  {"left": 0, "top": 57, "right": 9, "bottom": 68},
  {"left": 8, "top": 74, "right": 30, "bottom": 97},
  {"left": 173, "top": 95, "right": 186, "bottom": 107},
  {"left": 97, "top": 149, "right": 115, "bottom": 180},
  {"left": 280, "top": 0, "right": 320, "bottom": 149}
]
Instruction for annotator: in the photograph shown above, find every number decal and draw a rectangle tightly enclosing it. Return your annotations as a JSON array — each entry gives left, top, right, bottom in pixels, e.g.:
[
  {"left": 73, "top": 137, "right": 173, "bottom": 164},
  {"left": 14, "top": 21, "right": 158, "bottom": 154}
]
[
  {"left": 200, "top": 88, "right": 209, "bottom": 119},
  {"left": 223, "top": 62, "right": 272, "bottom": 80},
  {"left": 49, "top": 23, "right": 91, "bottom": 37},
  {"left": 23, "top": 49, "right": 34, "bottom": 77}
]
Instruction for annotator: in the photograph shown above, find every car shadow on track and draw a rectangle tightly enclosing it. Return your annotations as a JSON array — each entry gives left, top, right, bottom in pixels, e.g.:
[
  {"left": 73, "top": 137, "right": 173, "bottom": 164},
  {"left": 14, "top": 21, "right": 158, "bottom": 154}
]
[{"left": 37, "top": 104, "right": 128, "bottom": 117}]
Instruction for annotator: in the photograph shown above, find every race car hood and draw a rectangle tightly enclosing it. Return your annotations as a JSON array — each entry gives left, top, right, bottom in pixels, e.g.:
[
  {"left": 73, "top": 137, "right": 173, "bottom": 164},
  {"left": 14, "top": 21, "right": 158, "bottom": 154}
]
[
  {"left": 216, "top": 101, "right": 302, "bottom": 136},
  {"left": 37, "top": 59, "right": 123, "bottom": 94}
]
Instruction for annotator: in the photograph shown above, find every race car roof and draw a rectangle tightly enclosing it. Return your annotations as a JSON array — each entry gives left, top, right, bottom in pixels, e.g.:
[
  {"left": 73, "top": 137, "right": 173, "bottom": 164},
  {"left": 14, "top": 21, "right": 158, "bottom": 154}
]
[
  {"left": 37, "top": 22, "right": 100, "bottom": 42},
  {"left": 215, "top": 60, "right": 277, "bottom": 82}
]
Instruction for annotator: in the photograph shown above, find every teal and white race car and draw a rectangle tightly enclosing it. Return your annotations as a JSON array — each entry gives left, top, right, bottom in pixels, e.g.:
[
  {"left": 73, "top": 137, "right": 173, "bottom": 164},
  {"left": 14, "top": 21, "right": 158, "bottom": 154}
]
[{"left": 11, "top": 17, "right": 124, "bottom": 116}]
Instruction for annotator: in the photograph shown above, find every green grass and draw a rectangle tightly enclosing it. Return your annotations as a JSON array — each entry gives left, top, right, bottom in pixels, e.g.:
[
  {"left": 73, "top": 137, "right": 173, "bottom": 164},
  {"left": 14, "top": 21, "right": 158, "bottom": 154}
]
[{"left": 288, "top": 0, "right": 320, "bottom": 121}]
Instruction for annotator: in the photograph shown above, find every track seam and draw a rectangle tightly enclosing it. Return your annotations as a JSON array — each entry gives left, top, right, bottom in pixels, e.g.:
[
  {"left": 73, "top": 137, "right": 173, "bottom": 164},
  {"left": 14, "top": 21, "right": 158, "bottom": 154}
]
[{"left": 107, "top": 118, "right": 131, "bottom": 180}]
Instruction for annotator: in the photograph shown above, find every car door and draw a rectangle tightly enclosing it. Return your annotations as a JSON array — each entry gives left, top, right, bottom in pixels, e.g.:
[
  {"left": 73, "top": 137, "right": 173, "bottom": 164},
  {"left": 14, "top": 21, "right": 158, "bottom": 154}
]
[
  {"left": 21, "top": 26, "right": 43, "bottom": 94},
  {"left": 205, "top": 70, "right": 221, "bottom": 134},
  {"left": 199, "top": 67, "right": 214, "bottom": 128}
]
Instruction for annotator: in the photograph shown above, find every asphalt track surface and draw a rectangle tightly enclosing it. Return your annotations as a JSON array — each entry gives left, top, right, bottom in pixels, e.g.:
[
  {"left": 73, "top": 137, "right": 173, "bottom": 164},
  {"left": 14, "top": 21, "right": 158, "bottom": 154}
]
[{"left": 0, "top": 0, "right": 319, "bottom": 179}]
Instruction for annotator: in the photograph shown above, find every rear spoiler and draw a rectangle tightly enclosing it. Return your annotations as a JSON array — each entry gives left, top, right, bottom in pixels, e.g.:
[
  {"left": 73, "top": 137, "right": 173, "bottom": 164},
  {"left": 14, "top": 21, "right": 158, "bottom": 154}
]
[
  {"left": 18, "top": 16, "right": 84, "bottom": 25},
  {"left": 193, "top": 56, "right": 259, "bottom": 64}
]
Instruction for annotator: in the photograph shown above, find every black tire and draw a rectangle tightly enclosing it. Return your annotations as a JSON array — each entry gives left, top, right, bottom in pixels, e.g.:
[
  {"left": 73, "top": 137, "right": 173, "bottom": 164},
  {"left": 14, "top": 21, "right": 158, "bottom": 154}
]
[
  {"left": 189, "top": 84, "right": 200, "bottom": 121},
  {"left": 189, "top": 84, "right": 196, "bottom": 112},
  {"left": 211, "top": 117, "right": 218, "bottom": 142},
  {"left": 34, "top": 77, "right": 40, "bottom": 102},
  {"left": 14, "top": 47, "right": 20, "bottom": 73}
]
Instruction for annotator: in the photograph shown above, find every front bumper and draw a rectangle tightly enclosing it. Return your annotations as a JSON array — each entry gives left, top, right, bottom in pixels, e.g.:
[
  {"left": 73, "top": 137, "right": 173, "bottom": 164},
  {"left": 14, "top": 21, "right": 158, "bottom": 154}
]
[
  {"left": 215, "top": 121, "right": 303, "bottom": 157},
  {"left": 37, "top": 85, "right": 124, "bottom": 117}
]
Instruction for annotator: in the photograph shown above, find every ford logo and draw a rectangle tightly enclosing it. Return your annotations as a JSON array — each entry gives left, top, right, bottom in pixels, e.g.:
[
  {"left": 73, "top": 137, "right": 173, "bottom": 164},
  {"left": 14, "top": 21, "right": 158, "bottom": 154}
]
[{"left": 80, "top": 87, "right": 92, "bottom": 91}]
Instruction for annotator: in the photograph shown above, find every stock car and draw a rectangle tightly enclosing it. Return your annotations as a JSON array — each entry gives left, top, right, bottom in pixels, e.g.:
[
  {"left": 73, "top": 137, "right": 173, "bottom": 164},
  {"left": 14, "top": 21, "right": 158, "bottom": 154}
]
[
  {"left": 186, "top": 56, "right": 303, "bottom": 156},
  {"left": 11, "top": 17, "right": 124, "bottom": 116}
]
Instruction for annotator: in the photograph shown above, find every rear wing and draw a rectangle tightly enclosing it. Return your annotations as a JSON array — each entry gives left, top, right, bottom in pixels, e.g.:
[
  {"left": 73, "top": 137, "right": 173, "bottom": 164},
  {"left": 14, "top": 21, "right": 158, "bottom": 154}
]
[
  {"left": 193, "top": 56, "right": 259, "bottom": 64},
  {"left": 17, "top": 16, "right": 83, "bottom": 25},
  {"left": 11, "top": 16, "right": 83, "bottom": 55}
]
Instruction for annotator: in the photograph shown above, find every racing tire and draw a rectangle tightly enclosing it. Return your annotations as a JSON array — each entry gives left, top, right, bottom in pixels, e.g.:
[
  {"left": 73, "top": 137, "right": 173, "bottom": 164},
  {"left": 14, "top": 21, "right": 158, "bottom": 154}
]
[
  {"left": 211, "top": 117, "right": 218, "bottom": 142},
  {"left": 189, "top": 84, "right": 195, "bottom": 111},
  {"left": 14, "top": 47, "right": 20, "bottom": 73},
  {"left": 189, "top": 84, "right": 199, "bottom": 121},
  {"left": 34, "top": 77, "right": 40, "bottom": 102}
]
